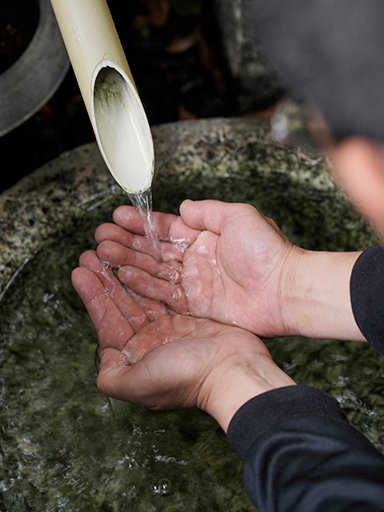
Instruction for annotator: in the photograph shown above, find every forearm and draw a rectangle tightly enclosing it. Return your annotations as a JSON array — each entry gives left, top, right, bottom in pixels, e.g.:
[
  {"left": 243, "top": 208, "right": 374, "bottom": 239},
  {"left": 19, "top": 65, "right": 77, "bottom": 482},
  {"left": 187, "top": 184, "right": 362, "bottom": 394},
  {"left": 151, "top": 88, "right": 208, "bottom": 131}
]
[
  {"left": 282, "top": 249, "right": 366, "bottom": 341},
  {"left": 227, "top": 386, "right": 384, "bottom": 512}
]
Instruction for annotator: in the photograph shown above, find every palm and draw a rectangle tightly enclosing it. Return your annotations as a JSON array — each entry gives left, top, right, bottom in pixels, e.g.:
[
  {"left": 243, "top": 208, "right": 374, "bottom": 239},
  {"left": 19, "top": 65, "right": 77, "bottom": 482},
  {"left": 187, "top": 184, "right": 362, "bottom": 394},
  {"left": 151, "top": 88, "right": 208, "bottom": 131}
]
[
  {"left": 95, "top": 201, "right": 295, "bottom": 337},
  {"left": 181, "top": 207, "right": 292, "bottom": 335},
  {"left": 97, "top": 315, "right": 270, "bottom": 411},
  {"left": 71, "top": 250, "right": 272, "bottom": 411}
]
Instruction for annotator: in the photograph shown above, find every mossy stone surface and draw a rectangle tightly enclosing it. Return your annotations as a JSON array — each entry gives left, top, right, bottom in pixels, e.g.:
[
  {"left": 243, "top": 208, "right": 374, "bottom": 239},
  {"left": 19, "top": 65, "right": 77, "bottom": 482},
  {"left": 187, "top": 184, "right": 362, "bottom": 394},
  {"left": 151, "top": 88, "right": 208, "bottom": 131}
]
[
  {"left": 0, "top": 119, "right": 382, "bottom": 511},
  {"left": 0, "top": 118, "right": 377, "bottom": 296}
]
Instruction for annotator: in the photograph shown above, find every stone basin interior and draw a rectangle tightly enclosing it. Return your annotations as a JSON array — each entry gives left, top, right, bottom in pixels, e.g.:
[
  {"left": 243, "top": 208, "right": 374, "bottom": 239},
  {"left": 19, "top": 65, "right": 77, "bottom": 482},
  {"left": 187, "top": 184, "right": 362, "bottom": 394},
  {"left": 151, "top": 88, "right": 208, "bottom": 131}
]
[
  {"left": 1, "top": 119, "right": 384, "bottom": 511},
  {"left": 0, "top": 0, "right": 39, "bottom": 74}
]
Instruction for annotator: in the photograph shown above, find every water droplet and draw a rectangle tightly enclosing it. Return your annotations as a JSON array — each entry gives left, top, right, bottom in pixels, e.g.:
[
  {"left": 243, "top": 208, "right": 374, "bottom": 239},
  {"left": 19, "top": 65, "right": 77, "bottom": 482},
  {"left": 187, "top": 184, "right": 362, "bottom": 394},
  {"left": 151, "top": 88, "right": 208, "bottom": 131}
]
[{"left": 152, "top": 479, "right": 171, "bottom": 496}]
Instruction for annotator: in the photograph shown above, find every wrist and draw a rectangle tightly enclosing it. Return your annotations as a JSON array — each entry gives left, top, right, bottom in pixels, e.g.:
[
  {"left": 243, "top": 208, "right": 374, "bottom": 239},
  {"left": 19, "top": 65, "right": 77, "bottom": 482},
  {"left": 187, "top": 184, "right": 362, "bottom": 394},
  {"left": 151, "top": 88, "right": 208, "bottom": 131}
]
[
  {"left": 281, "top": 248, "right": 365, "bottom": 341},
  {"left": 199, "top": 351, "right": 296, "bottom": 433}
]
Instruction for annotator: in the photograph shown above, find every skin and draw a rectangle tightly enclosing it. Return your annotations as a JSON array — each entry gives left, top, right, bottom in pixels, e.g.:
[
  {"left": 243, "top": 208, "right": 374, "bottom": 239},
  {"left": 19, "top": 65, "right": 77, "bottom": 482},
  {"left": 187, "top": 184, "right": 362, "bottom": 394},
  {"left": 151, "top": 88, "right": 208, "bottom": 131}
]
[
  {"left": 72, "top": 250, "right": 294, "bottom": 432},
  {"left": 71, "top": 136, "right": 384, "bottom": 432},
  {"left": 94, "top": 200, "right": 364, "bottom": 342},
  {"left": 331, "top": 138, "right": 384, "bottom": 240}
]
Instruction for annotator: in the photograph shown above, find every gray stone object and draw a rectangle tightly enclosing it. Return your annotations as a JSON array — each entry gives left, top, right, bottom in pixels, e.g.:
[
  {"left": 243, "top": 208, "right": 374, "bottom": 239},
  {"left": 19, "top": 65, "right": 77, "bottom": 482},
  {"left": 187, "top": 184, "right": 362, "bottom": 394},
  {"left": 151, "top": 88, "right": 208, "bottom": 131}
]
[
  {"left": 0, "top": 118, "right": 375, "bottom": 296},
  {"left": 210, "top": 0, "right": 285, "bottom": 112},
  {"left": 1, "top": 119, "right": 383, "bottom": 512},
  {"left": 0, "top": 0, "right": 69, "bottom": 136}
]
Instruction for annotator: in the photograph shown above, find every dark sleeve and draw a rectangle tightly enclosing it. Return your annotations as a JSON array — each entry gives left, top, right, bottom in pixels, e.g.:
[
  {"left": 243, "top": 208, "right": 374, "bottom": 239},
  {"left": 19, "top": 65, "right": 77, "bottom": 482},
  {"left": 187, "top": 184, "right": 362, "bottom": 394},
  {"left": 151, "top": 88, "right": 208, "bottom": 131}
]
[
  {"left": 227, "top": 385, "right": 384, "bottom": 512},
  {"left": 350, "top": 246, "right": 384, "bottom": 356},
  {"left": 247, "top": 0, "right": 384, "bottom": 143}
]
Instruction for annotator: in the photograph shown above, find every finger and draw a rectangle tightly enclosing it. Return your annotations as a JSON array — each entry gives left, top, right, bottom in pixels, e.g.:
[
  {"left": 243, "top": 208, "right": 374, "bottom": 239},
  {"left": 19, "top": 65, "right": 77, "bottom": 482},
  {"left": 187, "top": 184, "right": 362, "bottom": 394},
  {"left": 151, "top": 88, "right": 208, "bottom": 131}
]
[
  {"left": 118, "top": 266, "right": 189, "bottom": 314},
  {"left": 97, "top": 347, "right": 130, "bottom": 399},
  {"left": 96, "top": 345, "right": 171, "bottom": 408},
  {"left": 94, "top": 222, "right": 134, "bottom": 246},
  {"left": 121, "top": 315, "right": 179, "bottom": 364},
  {"left": 112, "top": 205, "right": 150, "bottom": 236},
  {"left": 97, "top": 221, "right": 187, "bottom": 263},
  {"left": 95, "top": 222, "right": 162, "bottom": 261},
  {"left": 71, "top": 266, "right": 134, "bottom": 351},
  {"left": 113, "top": 205, "right": 201, "bottom": 247},
  {"left": 125, "top": 287, "right": 169, "bottom": 322},
  {"left": 78, "top": 250, "right": 148, "bottom": 332},
  {"left": 129, "top": 233, "right": 186, "bottom": 263},
  {"left": 112, "top": 205, "right": 176, "bottom": 240},
  {"left": 180, "top": 199, "right": 245, "bottom": 234},
  {"left": 97, "top": 240, "right": 183, "bottom": 282}
]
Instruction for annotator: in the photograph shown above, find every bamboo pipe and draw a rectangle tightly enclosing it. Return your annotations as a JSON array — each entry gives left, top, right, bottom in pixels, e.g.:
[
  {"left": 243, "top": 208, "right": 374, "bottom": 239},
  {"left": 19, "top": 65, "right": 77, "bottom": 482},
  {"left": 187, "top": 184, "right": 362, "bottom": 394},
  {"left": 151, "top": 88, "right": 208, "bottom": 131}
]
[{"left": 50, "top": 0, "right": 154, "bottom": 194}]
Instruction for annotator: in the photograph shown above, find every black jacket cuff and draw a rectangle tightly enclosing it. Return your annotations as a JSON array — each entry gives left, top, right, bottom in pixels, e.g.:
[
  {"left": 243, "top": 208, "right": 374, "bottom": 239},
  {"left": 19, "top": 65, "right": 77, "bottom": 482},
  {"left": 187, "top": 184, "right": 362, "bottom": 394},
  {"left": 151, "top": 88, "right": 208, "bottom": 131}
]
[
  {"left": 227, "top": 385, "right": 348, "bottom": 459},
  {"left": 350, "top": 246, "right": 384, "bottom": 355}
]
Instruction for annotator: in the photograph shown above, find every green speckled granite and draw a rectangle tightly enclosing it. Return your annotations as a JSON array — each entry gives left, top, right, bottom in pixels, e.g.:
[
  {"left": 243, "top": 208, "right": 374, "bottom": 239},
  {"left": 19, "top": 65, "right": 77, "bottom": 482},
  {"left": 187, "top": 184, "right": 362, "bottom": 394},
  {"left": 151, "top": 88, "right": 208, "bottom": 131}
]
[
  {"left": 0, "top": 119, "right": 383, "bottom": 512},
  {"left": 0, "top": 118, "right": 377, "bottom": 297}
]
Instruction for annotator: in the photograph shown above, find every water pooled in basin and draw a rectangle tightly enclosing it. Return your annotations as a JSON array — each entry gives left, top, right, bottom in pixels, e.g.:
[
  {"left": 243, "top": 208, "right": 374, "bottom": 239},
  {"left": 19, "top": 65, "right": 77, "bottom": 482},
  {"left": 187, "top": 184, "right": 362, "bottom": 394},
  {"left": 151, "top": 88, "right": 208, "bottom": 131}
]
[
  {"left": 1, "top": 164, "right": 383, "bottom": 511},
  {"left": 0, "top": 195, "right": 252, "bottom": 512}
]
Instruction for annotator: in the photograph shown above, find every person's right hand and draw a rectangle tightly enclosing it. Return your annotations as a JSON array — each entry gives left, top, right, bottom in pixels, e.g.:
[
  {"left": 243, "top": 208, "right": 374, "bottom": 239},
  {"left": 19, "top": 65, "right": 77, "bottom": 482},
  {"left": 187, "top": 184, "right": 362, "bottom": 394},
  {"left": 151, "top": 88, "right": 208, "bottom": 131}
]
[
  {"left": 94, "top": 200, "right": 295, "bottom": 337},
  {"left": 95, "top": 199, "right": 364, "bottom": 341}
]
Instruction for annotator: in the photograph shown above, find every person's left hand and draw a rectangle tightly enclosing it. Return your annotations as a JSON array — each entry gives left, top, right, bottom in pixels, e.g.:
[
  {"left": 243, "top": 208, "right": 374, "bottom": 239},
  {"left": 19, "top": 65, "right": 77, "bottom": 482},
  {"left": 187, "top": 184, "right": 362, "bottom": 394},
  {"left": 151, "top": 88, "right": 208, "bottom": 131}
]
[{"left": 72, "top": 250, "right": 295, "bottom": 432}]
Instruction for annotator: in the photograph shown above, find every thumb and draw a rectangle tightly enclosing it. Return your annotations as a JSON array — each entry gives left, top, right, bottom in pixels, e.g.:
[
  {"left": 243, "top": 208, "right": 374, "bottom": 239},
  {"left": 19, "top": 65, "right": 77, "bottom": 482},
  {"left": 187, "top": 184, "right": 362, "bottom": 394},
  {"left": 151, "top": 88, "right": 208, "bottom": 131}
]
[{"left": 180, "top": 199, "right": 239, "bottom": 234}]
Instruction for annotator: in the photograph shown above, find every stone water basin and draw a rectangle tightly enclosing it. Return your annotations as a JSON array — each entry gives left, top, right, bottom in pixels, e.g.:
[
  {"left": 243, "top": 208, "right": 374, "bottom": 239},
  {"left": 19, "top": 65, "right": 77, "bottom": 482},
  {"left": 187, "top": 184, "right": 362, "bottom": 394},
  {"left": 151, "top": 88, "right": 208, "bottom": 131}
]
[{"left": 1, "top": 118, "right": 383, "bottom": 511}]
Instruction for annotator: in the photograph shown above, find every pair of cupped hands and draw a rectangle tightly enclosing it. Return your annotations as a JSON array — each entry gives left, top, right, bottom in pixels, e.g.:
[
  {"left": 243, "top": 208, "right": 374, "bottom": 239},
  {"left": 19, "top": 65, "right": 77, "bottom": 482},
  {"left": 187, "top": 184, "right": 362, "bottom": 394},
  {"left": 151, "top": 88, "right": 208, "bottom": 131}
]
[{"left": 72, "top": 199, "right": 362, "bottom": 432}]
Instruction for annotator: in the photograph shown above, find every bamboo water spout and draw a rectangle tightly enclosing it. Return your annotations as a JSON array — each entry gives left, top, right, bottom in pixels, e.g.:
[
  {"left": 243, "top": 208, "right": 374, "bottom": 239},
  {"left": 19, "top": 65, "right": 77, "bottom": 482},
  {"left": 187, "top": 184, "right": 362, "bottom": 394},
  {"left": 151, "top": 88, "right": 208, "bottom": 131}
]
[{"left": 50, "top": 0, "right": 154, "bottom": 194}]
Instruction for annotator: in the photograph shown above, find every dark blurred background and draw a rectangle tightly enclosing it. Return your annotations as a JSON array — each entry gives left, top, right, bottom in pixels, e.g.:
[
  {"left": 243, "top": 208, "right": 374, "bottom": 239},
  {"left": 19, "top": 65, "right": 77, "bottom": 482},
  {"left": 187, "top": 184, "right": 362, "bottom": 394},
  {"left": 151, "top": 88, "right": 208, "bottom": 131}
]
[{"left": 0, "top": 0, "right": 285, "bottom": 194}]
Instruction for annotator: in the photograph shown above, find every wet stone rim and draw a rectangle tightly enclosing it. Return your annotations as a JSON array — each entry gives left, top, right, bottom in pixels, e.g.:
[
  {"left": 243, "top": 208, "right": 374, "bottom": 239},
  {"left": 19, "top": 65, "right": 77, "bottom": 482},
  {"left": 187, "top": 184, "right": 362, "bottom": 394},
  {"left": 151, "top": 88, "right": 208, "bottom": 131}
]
[{"left": 0, "top": 117, "right": 348, "bottom": 296}]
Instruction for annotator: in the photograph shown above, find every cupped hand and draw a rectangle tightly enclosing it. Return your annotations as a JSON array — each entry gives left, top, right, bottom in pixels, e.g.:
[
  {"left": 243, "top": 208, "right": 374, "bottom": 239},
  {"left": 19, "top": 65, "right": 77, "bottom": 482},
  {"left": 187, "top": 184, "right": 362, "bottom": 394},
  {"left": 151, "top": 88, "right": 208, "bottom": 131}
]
[
  {"left": 71, "top": 250, "right": 295, "bottom": 432},
  {"left": 94, "top": 199, "right": 301, "bottom": 338}
]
